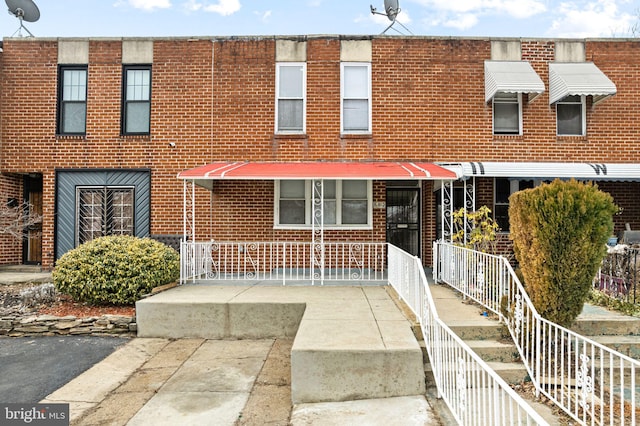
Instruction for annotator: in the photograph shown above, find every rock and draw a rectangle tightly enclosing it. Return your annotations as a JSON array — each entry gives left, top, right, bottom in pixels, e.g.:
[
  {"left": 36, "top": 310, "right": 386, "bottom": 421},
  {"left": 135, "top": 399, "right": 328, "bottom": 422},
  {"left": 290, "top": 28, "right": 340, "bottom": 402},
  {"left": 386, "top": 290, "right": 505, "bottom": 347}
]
[
  {"left": 13, "top": 326, "right": 49, "bottom": 333},
  {"left": 53, "top": 320, "right": 83, "bottom": 330},
  {"left": 36, "top": 315, "right": 59, "bottom": 321}
]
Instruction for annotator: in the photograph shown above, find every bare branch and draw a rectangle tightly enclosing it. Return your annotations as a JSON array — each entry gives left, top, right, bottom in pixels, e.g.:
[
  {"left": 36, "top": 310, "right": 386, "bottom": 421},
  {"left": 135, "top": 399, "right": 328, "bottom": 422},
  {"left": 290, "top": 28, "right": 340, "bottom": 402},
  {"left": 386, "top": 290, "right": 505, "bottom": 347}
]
[{"left": 0, "top": 200, "right": 42, "bottom": 240}]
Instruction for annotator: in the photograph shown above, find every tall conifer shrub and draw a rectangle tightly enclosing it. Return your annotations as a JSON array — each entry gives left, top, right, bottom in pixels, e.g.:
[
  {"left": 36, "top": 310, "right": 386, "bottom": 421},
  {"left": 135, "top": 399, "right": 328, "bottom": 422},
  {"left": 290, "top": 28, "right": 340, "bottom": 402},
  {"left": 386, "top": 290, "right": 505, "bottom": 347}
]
[{"left": 509, "top": 179, "right": 617, "bottom": 327}]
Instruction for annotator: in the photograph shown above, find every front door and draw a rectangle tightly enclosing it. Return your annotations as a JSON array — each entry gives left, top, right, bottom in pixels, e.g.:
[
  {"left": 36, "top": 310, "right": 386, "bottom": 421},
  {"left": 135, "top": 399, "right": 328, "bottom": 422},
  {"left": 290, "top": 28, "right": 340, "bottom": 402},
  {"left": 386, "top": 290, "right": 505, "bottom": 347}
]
[
  {"left": 386, "top": 187, "right": 420, "bottom": 257},
  {"left": 24, "top": 176, "right": 43, "bottom": 264}
]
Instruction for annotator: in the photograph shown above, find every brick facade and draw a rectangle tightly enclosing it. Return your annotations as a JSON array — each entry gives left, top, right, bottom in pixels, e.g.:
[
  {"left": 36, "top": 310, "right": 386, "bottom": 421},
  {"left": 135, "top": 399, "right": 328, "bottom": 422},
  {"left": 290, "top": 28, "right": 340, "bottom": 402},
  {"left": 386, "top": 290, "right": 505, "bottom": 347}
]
[{"left": 1, "top": 35, "right": 638, "bottom": 269}]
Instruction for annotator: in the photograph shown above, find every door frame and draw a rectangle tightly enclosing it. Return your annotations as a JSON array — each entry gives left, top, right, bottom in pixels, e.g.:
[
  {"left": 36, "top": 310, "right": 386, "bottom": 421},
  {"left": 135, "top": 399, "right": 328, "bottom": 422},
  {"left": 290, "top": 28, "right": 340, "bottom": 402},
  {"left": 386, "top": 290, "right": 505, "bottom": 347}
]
[{"left": 385, "top": 182, "right": 422, "bottom": 258}]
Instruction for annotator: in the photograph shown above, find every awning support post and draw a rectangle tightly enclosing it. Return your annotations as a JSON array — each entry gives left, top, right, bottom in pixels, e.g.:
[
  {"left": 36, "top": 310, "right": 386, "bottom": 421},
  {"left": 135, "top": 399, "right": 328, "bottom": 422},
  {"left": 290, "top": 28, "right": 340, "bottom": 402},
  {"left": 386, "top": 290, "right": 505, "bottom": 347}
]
[
  {"left": 441, "top": 180, "right": 454, "bottom": 243},
  {"left": 312, "top": 179, "right": 324, "bottom": 285},
  {"left": 464, "top": 177, "right": 476, "bottom": 244}
]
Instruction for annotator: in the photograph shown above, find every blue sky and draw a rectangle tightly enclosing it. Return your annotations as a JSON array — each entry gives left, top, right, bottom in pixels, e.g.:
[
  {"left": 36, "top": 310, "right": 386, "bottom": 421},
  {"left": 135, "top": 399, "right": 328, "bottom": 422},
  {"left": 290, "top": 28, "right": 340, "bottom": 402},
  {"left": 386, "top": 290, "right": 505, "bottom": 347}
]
[{"left": 2, "top": 0, "right": 638, "bottom": 39}]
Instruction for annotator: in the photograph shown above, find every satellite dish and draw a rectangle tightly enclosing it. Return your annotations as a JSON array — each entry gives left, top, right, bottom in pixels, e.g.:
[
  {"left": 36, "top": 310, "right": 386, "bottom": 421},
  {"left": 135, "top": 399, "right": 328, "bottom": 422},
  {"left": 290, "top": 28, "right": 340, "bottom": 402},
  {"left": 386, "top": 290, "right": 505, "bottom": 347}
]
[
  {"left": 370, "top": 0, "right": 413, "bottom": 35},
  {"left": 384, "top": 0, "right": 399, "bottom": 21},
  {"left": 6, "top": 0, "right": 40, "bottom": 37}
]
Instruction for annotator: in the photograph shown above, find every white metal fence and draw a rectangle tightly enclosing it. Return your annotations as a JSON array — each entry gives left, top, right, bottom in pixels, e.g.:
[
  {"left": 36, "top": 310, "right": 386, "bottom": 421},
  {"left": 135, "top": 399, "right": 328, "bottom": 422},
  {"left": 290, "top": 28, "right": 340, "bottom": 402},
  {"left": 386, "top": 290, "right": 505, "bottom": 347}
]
[
  {"left": 387, "top": 244, "right": 548, "bottom": 425},
  {"left": 435, "top": 242, "right": 639, "bottom": 426},
  {"left": 180, "top": 241, "right": 387, "bottom": 285}
]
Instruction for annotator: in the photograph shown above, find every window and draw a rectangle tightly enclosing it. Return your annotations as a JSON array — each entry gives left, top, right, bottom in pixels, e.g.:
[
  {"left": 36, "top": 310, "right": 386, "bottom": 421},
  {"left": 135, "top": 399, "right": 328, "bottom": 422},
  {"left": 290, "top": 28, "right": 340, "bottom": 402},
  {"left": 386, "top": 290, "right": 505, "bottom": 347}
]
[
  {"left": 276, "top": 63, "right": 305, "bottom": 133},
  {"left": 556, "top": 95, "right": 585, "bottom": 136},
  {"left": 58, "top": 66, "right": 87, "bottom": 135},
  {"left": 76, "top": 186, "right": 134, "bottom": 245},
  {"left": 122, "top": 66, "right": 151, "bottom": 135},
  {"left": 341, "top": 63, "right": 371, "bottom": 133},
  {"left": 493, "top": 92, "right": 521, "bottom": 135},
  {"left": 276, "top": 180, "right": 371, "bottom": 228},
  {"left": 494, "top": 178, "right": 534, "bottom": 232}
]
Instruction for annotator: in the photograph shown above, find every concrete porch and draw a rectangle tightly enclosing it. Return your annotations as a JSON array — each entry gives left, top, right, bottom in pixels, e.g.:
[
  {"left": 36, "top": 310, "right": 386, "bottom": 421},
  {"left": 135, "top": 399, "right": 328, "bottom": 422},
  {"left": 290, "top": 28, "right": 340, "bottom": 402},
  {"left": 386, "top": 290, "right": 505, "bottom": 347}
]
[{"left": 136, "top": 283, "right": 426, "bottom": 404}]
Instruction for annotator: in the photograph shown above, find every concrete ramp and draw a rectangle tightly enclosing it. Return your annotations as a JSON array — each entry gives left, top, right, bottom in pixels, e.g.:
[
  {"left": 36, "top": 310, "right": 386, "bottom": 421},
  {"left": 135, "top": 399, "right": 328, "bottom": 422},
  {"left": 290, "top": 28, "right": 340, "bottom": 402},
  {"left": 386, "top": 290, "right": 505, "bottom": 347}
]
[{"left": 136, "top": 284, "right": 425, "bottom": 404}]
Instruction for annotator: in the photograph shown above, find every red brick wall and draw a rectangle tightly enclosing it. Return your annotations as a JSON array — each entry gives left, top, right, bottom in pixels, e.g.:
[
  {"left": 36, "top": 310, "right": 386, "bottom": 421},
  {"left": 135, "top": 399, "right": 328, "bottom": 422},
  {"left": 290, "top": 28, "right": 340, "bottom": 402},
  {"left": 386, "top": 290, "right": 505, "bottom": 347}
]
[{"left": 2, "top": 36, "right": 640, "bottom": 269}]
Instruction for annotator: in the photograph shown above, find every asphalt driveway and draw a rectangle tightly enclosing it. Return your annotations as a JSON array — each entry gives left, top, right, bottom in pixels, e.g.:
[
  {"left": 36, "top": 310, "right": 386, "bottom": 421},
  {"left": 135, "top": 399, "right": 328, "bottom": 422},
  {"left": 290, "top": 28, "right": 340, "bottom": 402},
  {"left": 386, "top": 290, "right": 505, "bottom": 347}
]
[{"left": 0, "top": 335, "right": 128, "bottom": 403}]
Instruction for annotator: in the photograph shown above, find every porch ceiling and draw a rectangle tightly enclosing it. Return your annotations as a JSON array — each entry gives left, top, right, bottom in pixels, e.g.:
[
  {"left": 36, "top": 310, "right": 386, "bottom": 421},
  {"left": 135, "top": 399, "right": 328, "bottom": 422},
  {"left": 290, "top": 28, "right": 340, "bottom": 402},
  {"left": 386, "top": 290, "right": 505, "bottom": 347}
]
[{"left": 178, "top": 161, "right": 459, "bottom": 188}]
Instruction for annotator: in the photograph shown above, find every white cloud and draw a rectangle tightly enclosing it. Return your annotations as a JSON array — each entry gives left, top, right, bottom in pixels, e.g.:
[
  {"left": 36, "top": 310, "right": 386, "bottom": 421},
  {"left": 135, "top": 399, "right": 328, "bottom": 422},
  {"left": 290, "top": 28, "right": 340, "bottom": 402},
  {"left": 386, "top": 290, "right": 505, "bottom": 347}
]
[
  {"left": 548, "top": 0, "right": 635, "bottom": 37},
  {"left": 186, "top": 0, "right": 241, "bottom": 16},
  {"left": 410, "top": 0, "right": 546, "bottom": 17},
  {"left": 254, "top": 10, "right": 272, "bottom": 23},
  {"left": 408, "top": 0, "right": 546, "bottom": 31},
  {"left": 117, "top": 0, "right": 172, "bottom": 11},
  {"left": 362, "top": 5, "right": 412, "bottom": 25},
  {"left": 443, "top": 13, "right": 478, "bottom": 30}
]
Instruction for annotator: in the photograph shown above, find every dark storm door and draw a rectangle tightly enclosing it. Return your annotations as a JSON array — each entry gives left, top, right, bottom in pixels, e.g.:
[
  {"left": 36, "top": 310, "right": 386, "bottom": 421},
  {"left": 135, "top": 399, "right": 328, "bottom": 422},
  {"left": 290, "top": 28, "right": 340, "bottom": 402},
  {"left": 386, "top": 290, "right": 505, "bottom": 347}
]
[
  {"left": 24, "top": 177, "right": 43, "bottom": 264},
  {"left": 386, "top": 188, "right": 420, "bottom": 257}
]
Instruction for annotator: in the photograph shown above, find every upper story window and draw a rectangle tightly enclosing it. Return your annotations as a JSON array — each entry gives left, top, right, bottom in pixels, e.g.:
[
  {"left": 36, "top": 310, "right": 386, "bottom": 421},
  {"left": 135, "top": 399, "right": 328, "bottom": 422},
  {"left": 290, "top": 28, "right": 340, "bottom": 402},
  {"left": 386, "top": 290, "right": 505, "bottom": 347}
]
[
  {"left": 556, "top": 95, "right": 585, "bottom": 136},
  {"left": 276, "top": 180, "right": 372, "bottom": 228},
  {"left": 493, "top": 93, "right": 521, "bottom": 135},
  {"left": 58, "top": 66, "right": 87, "bottom": 135},
  {"left": 341, "top": 63, "right": 371, "bottom": 134},
  {"left": 494, "top": 178, "right": 534, "bottom": 232},
  {"left": 276, "top": 63, "right": 306, "bottom": 133},
  {"left": 122, "top": 65, "right": 151, "bottom": 135}
]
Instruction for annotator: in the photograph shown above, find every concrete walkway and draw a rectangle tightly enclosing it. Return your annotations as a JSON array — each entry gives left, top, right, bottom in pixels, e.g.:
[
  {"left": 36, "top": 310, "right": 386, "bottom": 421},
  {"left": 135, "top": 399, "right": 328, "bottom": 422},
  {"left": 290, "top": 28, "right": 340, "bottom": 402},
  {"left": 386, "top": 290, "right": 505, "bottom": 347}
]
[
  {"left": 136, "top": 285, "right": 427, "bottom": 404},
  {"left": 41, "top": 337, "right": 437, "bottom": 425},
  {"left": 41, "top": 284, "right": 441, "bottom": 425}
]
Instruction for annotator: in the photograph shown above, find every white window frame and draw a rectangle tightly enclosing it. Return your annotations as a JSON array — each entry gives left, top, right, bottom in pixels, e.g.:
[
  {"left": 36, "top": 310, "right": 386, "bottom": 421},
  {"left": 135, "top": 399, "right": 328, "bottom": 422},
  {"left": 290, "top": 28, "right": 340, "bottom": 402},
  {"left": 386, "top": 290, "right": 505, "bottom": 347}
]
[
  {"left": 340, "top": 62, "right": 372, "bottom": 134},
  {"left": 492, "top": 92, "right": 522, "bottom": 135},
  {"left": 275, "top": 62, "right": 306, "bottom": 134},
  {"left": 274, "top": 180, "right": 373, "bottom": 229},
  {"left": 556, "top": 95, "right": 586, "bottom": 136}
]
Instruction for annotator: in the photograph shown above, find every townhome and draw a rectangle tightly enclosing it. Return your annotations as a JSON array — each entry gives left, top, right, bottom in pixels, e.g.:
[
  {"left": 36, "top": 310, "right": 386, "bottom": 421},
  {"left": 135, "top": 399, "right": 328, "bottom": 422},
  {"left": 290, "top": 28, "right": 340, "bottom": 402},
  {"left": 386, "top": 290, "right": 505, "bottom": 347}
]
[{"left": 0, "top": 35, "right": 638, "bottom": 270}]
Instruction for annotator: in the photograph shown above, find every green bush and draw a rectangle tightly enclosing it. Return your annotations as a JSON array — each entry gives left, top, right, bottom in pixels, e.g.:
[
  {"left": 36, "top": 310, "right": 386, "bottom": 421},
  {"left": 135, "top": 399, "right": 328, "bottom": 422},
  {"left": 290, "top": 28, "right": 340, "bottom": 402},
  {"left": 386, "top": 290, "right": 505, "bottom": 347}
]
[
  {"left": 53, "top": 235, "right": 180, "bottom": 305},
  {"left": 509, "top": 179, "right": 617, "bottom": 327}
]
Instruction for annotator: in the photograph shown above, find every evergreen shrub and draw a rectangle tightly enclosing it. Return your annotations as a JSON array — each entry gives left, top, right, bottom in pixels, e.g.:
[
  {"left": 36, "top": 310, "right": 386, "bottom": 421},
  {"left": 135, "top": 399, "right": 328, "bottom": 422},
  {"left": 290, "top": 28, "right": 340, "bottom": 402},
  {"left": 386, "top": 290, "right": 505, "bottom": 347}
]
[
  {"left": 509, "top": 179, "right": 617, "bottom": 327},
  {"left": 53, "top": 235, "right": 180, "bottom": 305}
]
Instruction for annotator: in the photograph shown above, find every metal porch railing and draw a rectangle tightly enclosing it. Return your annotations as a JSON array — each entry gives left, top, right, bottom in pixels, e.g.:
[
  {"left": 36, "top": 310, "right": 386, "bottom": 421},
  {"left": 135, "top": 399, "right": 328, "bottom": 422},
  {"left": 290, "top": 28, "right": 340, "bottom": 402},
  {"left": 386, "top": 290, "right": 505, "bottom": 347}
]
[
  {"left": 180, "top": 241, "right": 387, "bottom": 285},
  {"left": 435, "top": 241, "right": 639, "bottom": 426},
  {"left": 387, "top": 244, "right": 548, "bottom": 425},
  {"left": 595, "top": 246, "right": 640, "bottom": 304}
]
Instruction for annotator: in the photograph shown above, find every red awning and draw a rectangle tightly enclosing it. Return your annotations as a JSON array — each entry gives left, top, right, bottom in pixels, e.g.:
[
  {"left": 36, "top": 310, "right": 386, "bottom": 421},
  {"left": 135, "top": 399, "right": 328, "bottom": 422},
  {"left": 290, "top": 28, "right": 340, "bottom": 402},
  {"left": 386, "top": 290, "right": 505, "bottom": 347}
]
[{"left": 178, "top": 161, "right": 458, "bottom": 182}]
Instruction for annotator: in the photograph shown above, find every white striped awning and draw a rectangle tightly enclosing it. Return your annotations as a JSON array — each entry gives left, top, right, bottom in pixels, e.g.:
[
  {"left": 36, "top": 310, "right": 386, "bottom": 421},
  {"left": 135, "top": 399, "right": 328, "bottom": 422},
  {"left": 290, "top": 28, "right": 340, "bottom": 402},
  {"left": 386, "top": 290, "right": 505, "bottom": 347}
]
[
  {"left": 549, "top": 63, "right": 616, "bottom": 105},
  {"left": 444, "top": 162, "right": 640, "bottom": 181},
  {"left": 484, "top": 61, "right": 545, "bottom": 103}
]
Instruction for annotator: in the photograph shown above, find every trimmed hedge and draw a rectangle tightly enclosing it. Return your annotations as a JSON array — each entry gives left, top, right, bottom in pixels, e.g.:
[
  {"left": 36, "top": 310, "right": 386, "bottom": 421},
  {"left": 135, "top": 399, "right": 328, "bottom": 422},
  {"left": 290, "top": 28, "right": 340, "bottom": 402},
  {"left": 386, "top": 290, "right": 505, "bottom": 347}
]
[
  {"left": 53, "top": 235, "right": 180, "bottom": 305},
  {"left": 509, "top": 179, "right": 617, "bottom": 327}
]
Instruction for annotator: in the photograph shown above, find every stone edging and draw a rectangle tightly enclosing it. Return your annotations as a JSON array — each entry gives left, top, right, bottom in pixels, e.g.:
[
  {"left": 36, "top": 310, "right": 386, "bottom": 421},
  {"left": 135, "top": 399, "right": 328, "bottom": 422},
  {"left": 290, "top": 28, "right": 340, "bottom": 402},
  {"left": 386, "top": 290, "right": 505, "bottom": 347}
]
[{"left": 0, "top": 313, "right": 137, "bottom": 338}]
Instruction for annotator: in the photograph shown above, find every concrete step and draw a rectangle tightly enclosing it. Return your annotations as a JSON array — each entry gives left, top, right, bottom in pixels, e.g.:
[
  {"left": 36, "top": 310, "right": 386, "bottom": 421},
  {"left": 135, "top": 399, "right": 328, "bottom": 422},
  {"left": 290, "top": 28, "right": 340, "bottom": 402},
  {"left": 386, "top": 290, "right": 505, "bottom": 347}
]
[
  {"left": 573, "top": 304, "right": 640, "bottom": 336},
  {"left": 424, "top": 360, "right": 529, "bottom": 388},
  {"left": 572, "top": 318, "right": 640, "bottom": 336},
  {"left": 587, "top": 335, "right": 640, "bottom": 358},
  {"left": 466, "top": 340, "right": 520, "bottom": 363},
  {"left": 447, "top": 321, "right": 504, "bottom": 341},
  {"left": 486, "top": 361, "right": 530, "bottom": 384}
]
